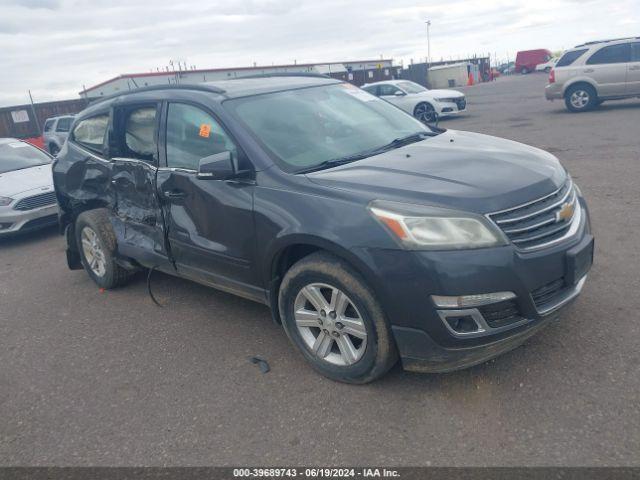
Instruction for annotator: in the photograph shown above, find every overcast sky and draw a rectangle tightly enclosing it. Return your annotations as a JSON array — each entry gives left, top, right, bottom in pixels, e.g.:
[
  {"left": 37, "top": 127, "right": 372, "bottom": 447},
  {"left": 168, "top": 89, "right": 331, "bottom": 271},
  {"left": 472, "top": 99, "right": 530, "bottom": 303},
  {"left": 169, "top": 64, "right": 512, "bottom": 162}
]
[{"left": 0, "top": 0, "right": 638, "bottom": 107}]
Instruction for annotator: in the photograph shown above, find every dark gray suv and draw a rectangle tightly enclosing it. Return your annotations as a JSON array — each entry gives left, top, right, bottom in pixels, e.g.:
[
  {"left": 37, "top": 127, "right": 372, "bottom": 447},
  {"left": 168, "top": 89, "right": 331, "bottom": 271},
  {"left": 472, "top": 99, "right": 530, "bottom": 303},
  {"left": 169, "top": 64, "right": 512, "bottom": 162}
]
[{"left": 53, "top": 76, "right": 593, "bottom": 383}]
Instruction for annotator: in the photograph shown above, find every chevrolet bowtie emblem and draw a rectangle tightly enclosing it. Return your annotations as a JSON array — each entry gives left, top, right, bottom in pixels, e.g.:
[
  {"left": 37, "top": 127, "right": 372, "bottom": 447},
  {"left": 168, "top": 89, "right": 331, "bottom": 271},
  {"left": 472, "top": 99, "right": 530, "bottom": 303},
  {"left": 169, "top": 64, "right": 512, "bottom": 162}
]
[{"left": 556, "top": 202, "right": 575, "bottom": 222}]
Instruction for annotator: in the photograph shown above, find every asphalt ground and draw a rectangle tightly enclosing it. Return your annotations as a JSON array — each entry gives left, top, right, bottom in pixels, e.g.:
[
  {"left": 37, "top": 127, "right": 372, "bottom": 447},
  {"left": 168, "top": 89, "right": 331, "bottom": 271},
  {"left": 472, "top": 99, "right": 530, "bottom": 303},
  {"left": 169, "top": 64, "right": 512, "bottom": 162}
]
[{"left": 1, "top": 73, "right": 639, "bottom": 466}]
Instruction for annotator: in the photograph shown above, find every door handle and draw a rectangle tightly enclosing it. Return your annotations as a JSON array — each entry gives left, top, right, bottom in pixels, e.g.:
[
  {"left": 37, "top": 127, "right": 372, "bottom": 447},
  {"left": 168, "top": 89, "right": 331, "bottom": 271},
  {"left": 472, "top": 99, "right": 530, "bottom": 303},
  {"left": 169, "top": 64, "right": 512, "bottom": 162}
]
[
  {"left": 583, "top": 68, "right": 594, "bottom": 73},
  {"left": 163, "top": 189, "right": 187, "bottom": 199},
  {"left": 629, "top": 65, "right": 640, "bottom": 71}
]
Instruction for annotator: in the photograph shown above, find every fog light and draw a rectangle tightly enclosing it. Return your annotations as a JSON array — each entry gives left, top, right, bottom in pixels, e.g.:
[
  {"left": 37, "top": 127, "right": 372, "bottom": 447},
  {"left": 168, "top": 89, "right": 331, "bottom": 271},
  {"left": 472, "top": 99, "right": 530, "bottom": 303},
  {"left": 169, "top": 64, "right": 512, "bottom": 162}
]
[
  {"left": 432, "top": 292, "right": 516, "bottom": 308},
  {"left": 445, "top": 315, "right": 480, "bottom": 333}
]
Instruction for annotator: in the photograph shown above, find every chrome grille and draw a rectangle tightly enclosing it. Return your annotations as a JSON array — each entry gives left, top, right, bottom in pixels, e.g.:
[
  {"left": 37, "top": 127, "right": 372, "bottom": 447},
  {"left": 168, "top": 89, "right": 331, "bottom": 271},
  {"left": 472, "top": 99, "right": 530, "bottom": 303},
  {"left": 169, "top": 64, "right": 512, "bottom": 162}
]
[
  {"left": 13, "top": 191, "right": 57, "bottom": 211},
  {"left": 488, "top": 180, "right": 578, "bottom": 250}
]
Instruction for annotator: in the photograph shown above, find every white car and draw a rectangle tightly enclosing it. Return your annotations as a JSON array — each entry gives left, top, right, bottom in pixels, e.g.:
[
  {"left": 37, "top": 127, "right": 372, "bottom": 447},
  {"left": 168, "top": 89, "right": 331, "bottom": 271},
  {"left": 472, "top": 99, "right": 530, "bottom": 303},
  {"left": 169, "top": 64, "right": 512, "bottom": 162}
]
[
  {"left": 361, "top": 80, "right": 466, "bottom": 123},
  {"left": 0, "top": 138, "right": 58, "bottom": 237},
  {"left": 536, "top": 58, "right": 557, "bottom": 73}
]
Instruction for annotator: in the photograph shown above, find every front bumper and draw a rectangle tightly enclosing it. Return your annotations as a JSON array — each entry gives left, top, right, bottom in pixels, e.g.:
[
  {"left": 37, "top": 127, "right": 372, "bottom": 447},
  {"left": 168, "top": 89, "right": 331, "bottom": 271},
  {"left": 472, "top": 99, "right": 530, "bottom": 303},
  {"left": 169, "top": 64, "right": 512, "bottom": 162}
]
[
  {"left": 435, "top": 98, "right": 467, "bottom": 117},
  {"left": 0, "top": 204, "right": 59, "bottom": 236},
  {"left": 353, "top": 198, "right": 592, "bottom": 373},
  {"left": 545, "top": 83, "right": 563, "bottom": 100},
  {"left": 393, "top": 275, "right": 586, "bottom": 373}
]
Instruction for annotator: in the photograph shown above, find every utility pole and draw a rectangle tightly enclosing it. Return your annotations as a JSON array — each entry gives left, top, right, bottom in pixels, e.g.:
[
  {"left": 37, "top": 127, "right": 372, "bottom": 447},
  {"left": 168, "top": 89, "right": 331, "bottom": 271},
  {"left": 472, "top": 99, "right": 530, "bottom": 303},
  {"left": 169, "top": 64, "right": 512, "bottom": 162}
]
[
  {"left": 425, "top": 20, "right": 431, "bottom": 66},
  {"left": 28, "top": 90, "right": 41, "bottom": 136}
]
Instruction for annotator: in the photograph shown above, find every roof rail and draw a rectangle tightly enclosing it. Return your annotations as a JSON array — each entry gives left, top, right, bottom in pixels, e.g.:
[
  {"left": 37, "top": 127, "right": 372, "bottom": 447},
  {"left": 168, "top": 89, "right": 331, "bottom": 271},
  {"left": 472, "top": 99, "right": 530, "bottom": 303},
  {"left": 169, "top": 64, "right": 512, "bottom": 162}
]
[
  {"left": 88, "top": 83, "right": 226, "bottom": 106},
  {"left": 230, "top": 72, "right": 332, "bottom": 80},
  {"left": 575, "top": 36, "right": 639, "bottom": 47}
]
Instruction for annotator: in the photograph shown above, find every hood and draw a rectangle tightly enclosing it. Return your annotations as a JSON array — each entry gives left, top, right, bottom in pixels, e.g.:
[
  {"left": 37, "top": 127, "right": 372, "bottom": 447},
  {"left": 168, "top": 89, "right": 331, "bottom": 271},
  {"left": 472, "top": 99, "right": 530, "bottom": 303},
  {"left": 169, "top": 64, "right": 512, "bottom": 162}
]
[
  {"left": 0, "top": 164, "right": 54, "bottom": 197},
  {"left": 306, "top": 130, "right": 566, "bottom": 214},
  {"left": 420, "top": 89, "right": 464, "bottom": 99}
]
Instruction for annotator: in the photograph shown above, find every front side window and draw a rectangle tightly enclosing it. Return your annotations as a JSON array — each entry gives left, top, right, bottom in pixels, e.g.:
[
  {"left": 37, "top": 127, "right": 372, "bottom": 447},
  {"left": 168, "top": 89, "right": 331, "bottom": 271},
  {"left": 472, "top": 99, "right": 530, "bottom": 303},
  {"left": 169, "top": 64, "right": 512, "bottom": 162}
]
[
  {"left": 55, "top": 117, "right": 73, "bottom": 132},
  {"left": 0, "top": 142, "right": 51, "bottom": 174},
  {"left": 378, "top": 84, "right": 402, "bottom": 96},
  {"left": 72, "top": 115, "right": 109, "bottom": 153},
  {"left": 398, "top": 81, "right": 427, "bottom": 94},
  {"left": 43, "top": 120, "right": 54, "bottom": 132},
  {"left": 225, "top": 83, "right": 433, "bottom": 173},
  {"left": 556, "top": 49, "right": 588, "bottom": 67},
  {"left": 166, "top": 103, "right": 237, "bottom": 170},
  {"left": 587, "top": 44, "right": 631, "bottom": 65}
]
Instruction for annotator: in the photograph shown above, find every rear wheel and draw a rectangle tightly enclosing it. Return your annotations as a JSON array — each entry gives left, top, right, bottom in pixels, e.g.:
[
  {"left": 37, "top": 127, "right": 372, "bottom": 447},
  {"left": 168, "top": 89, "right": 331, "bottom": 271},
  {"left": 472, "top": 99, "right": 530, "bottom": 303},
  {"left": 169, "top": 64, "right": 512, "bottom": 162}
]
[
  {"left": 413, "top": 102, "right": 437, "bottom": 123},
  {"left": 565, "top": 84, "right": 597, "bottom": 112},
  {"left": 278, "top": 252, "right": 397, "bottom": 383},
  {"left": 521, "top": 67, "right": 529, "bottom": 74},
  {"left": 75, "top": 209, "right": 131, "bottom": 289}
]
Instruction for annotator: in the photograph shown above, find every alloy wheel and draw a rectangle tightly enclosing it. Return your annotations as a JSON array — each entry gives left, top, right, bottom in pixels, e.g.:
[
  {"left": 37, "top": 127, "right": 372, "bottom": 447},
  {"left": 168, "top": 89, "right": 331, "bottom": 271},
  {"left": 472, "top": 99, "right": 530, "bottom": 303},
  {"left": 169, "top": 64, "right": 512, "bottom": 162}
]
[
  {"left": 80, "top": 226, "right": 107, "bottom": 277},
  {"left": 414, "top": 103, "right": 437, "bottom": 123},
  {"left": 293, "top": 283, "right": 368, "bottom": 366},
  {"left": 570, "top": 90, "right": 590, "bottom": 109}
]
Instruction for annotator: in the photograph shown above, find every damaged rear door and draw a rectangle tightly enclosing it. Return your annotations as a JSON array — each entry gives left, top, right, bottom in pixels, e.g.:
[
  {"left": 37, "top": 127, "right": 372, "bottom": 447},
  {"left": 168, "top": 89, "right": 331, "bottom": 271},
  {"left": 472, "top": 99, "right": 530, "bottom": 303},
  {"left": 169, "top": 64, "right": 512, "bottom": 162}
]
[{"left": 109, "top": 99, "right": 168, "bottom": 267}]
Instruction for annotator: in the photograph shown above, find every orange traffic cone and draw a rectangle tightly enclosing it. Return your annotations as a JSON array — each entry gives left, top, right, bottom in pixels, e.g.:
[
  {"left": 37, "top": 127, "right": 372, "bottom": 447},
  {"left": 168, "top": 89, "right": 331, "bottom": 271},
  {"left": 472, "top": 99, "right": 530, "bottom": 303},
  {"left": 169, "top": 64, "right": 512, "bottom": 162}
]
[{"left": 467, "top": 73, "right": 474, "bottom": 86}]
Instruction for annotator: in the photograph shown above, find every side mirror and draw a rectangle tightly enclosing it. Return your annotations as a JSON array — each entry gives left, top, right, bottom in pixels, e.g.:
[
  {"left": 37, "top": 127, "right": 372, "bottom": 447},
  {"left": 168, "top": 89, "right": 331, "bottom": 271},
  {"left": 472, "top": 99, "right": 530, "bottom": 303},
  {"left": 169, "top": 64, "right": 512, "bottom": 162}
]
[
  {"left": 394, "top": 91, "right": 406, "bottom": 97},
  {"left": 197, "top": 151, "right": 235, "bottom": 180}
]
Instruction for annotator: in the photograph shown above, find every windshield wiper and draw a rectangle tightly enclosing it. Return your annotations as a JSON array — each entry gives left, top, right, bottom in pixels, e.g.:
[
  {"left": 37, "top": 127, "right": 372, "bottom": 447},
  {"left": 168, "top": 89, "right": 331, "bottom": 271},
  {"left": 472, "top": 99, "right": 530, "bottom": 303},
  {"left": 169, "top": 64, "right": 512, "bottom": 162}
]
[{"left": 297, "top": 132, "right": 435, "bottom": 174}]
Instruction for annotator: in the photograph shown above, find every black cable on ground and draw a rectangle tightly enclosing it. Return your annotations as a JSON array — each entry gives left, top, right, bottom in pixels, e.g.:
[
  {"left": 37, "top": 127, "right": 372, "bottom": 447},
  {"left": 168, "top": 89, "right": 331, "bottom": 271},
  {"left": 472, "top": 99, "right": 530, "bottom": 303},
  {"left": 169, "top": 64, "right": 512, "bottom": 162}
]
[{"left": 147, "top": 265, "right": 164, "bottom": 307}]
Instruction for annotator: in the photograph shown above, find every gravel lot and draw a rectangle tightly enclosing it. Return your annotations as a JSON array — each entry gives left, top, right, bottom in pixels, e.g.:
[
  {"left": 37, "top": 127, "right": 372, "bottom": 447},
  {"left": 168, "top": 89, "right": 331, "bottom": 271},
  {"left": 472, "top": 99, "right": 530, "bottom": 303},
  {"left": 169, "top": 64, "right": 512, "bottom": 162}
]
[{"left": 1, "top": 73, "right": 639, "bottom": 466}]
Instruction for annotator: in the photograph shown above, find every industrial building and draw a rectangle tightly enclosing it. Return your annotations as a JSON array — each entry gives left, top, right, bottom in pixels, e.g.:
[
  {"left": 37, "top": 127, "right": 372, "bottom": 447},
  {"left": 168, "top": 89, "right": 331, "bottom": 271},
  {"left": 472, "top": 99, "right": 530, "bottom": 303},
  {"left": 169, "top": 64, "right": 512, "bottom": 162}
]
[{"left": 80, "top": 59, "right": 400, "bottom": 98}]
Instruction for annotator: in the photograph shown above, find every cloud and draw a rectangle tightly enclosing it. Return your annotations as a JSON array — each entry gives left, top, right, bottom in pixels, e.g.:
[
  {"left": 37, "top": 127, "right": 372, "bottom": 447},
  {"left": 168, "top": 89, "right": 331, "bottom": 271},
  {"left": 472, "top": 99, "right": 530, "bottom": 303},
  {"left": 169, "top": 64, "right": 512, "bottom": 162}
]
[{"left": 0, "top": 0, "right": 638, "bottom": 106}]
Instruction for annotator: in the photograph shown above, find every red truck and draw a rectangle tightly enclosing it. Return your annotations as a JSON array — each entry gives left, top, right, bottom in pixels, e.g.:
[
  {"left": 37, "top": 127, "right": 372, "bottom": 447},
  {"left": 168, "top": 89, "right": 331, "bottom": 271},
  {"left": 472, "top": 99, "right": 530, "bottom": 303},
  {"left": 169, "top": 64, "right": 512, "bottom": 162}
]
[{"left": 515, "top": 49, "right": 552, "bottom": 74}]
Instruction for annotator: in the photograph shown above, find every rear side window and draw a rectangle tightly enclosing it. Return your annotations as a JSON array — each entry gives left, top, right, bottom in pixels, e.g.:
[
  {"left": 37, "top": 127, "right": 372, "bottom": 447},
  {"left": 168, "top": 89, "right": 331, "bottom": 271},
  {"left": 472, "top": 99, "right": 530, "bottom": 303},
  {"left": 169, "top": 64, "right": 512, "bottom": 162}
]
[
  {"left": 556, "top": 49, "right": 588, "bottom": 67},
  {"left": 165, "top": 103, "right": 237, "bottom": 171},
  {"left": 586, "top": 44, "right": 631, "bottom": 65},
  {"left": 124, "top": 107, "right": 157, "bottom": 162},
  {"left": 72, "top": 115, "right": 108, "bottom": 153},
  {"left": 43, "top": 119, "right": 54, "bottom": 132},
  {"left": 632, "top": 42, "right": 640, "bottom": 62},
  {"left": 55, "top": 117, "right": 72, "bottom": 132}
]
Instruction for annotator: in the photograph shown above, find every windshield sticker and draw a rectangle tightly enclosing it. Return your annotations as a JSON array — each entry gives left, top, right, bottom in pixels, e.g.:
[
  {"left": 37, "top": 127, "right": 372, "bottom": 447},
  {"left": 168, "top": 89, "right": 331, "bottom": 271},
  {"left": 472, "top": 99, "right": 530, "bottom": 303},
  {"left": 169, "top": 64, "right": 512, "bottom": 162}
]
[
  {"left": 7, "top": 142, "right": 29, "bottom": 148},
  {"left": 199, "top": 124, "right": 211, "bottom": 138}
]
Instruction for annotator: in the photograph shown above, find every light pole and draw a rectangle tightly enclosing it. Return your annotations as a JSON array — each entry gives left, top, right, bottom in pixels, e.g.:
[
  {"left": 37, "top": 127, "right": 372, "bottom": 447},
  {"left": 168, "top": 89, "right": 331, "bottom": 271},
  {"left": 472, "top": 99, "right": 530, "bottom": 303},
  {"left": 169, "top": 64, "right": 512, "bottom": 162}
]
[{"left": 425, "top": 20, "right": 431, "bottom": 66}]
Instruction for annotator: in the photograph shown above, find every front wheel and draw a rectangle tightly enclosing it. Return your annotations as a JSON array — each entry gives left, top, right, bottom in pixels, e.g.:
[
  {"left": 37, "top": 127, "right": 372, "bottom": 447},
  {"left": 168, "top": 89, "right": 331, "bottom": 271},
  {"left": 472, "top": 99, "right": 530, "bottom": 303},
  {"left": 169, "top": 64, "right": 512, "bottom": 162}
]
[
  {"left": 278, "top": 252, "right": 397, "bottom": 383},
  {"left": 565, "top": 84, "right": 598, "bottom": 112},
  {"left": 413, "top": 102, "right": 437, "bottom": 123},
  {"left": 521, "top": 67, "right": 529, "bottom": 74},
  {"left": 49, "top": 144, "right": 59, "bottom": 156}
]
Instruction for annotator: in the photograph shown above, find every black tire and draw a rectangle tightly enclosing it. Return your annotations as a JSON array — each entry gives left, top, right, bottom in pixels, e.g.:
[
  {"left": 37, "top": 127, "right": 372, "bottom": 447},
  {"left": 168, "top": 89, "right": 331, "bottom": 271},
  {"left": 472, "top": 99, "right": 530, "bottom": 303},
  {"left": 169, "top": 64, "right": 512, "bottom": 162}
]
[
  {"left": 544, "top": 67, "right": 551, "bottom": 73},
  {"left": 75, "top": 209, "right": 131, "bottom": 289},
  {"left": 521, "top": 67, "right": 529, "bottom": 74},
  {"left": 278, "top": 252, "right": 397, "bottom": 384},
  {"left": 413, "top": 102, "right": 437, "bottom": 123},
  {"left": 564, "top": 84, "right": 598, "bottom": 112},
  {"left": 49, "top": 144, "right": 59, "bottom": 156}
]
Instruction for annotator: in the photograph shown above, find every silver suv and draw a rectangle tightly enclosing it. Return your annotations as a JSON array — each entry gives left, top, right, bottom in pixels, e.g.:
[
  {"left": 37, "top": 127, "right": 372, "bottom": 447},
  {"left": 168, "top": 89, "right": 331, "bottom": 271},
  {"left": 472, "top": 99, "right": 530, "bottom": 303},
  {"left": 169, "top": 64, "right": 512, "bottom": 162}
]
[
  {"left": 42, "top": 115, "right": 74, "bottom": 155},
  {"left": 545, "top": 37, "right": 640, "bottom": 112}
]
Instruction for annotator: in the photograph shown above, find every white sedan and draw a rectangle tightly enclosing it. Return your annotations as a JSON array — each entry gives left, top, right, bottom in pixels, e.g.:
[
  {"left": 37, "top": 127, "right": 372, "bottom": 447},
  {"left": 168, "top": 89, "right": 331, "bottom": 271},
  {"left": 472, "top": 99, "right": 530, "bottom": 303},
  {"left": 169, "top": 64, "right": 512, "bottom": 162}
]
[
  {"left": 361, "top": 80, "right": 466, "bottom": 123},
  {"left": 536, "top": 58, "right": 557, "bottom": 73}
]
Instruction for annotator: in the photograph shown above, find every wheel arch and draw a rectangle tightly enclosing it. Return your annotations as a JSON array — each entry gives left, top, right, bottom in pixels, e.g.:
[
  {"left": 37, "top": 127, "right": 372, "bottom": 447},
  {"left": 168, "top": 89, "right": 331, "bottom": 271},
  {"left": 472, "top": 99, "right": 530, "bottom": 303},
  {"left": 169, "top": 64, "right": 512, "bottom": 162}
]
[
  {"left": 265, "top": 235, "right": 382, "bottom": 324},
  {"left": 562, "top": 78, "right": 599, "bottom": 97}
]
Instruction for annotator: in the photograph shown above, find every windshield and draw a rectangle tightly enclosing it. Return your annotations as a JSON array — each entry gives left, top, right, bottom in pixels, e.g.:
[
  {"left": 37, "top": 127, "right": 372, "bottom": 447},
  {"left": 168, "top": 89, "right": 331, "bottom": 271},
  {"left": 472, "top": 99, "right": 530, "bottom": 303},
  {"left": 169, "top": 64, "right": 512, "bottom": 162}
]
[
  {"left": 398, "top": 81, "right": 428, "bottom": 94},
  {"left": 0, "top": 142, "right": 52, "bottom": 174},
  {"left": 225, "top": 83, "right": 434, "bottom": 172}
]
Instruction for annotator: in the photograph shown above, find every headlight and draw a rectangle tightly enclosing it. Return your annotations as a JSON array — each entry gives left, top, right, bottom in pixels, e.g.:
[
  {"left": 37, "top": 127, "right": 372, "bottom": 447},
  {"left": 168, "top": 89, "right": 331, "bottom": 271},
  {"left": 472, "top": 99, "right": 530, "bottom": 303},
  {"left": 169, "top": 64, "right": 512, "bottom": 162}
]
[
  {"left": 434, "top": 97, "right": 457, "bottom": 102},
  {"left": 369, "top": 200, "right": 506, "bottom": 250},
  {"left": 0, "top": 196, "right": 13, "bottom": 206}
]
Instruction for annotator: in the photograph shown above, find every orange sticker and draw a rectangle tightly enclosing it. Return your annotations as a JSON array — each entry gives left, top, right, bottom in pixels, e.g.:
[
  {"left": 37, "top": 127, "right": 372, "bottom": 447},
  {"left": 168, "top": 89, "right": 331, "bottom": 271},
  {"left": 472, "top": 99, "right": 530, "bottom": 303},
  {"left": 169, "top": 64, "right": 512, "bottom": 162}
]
[{"left": 199, "top": 124, "right": 211, "bottom": 138}]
